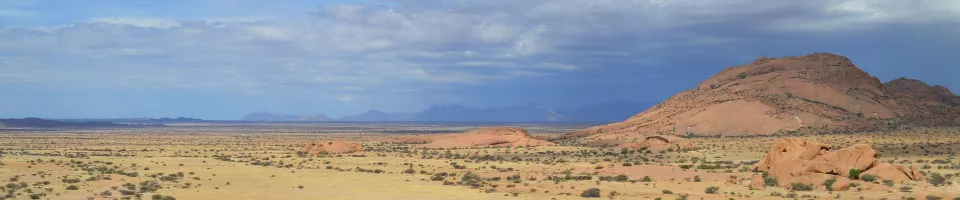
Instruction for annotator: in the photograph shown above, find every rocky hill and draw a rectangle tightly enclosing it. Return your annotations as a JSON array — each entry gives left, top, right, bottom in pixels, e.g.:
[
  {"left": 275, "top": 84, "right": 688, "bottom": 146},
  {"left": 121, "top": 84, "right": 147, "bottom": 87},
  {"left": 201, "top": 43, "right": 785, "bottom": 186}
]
[{"left": 567, "top": 53, "right": 960, "bottom": 139}]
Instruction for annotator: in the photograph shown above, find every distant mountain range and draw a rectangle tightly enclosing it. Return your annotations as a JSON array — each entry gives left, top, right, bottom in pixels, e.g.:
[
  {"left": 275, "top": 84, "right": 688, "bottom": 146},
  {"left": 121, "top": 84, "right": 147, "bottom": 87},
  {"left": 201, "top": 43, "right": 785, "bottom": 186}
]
[
  {"left": 242, "top": 100, "right": 655, "bottom": 122},
  {"left": 0, "top": 118, "right": 133, "bottom": 128}
]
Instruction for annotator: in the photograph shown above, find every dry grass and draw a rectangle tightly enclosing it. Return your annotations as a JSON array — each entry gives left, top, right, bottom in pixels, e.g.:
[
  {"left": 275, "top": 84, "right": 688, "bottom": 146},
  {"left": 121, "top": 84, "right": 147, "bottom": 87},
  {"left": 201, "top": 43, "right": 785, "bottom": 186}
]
[{"left": 1, "top": 126, "right": 958, "bottom": 200}]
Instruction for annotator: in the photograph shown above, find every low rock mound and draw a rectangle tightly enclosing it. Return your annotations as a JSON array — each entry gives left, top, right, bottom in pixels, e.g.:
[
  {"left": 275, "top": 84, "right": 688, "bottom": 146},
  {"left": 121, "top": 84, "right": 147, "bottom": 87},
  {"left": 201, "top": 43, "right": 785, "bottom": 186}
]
[
  {"left": 753, "top": 139, "right": 923, "bottom": 191},
  {"left": 586, "top": 136, "right": 695, "bottom": 152},
  {"left": 400, "top": 127, "right": 554, "bottom": 148},
  {"left": 301, "top": 140, "right": 363, "bottom": 154}
]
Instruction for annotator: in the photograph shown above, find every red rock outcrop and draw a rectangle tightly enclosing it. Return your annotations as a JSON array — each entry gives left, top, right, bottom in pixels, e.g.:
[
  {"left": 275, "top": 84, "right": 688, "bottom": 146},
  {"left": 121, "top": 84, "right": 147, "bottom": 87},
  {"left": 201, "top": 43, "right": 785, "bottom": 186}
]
[
  {"left": 301, "top": 140, "right": 363, "bottom": 154},
  {"left": 749, "top": 174, "right": 765, "bottom": 189},
  {"left": 585, "top": 135, "right": 695, "bottom": 152},
  {"left": 565, "top": 53, "right": 960, "bottom": 138},
  {"left": 400, "top": 127, "right": 554, "bottom": 149},
  {"left": 752, "top": 139, "right": 923, "bottom": 191}
]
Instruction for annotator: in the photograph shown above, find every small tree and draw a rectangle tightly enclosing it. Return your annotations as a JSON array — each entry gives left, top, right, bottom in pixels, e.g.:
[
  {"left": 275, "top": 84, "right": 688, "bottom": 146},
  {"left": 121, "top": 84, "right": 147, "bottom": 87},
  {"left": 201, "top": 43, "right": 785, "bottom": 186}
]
[
  {"left": 848, "top": 168, "right": 861, "bottom": 180},
  {"left": 580, "top": 188, "right": 601, "bottom": 198}
]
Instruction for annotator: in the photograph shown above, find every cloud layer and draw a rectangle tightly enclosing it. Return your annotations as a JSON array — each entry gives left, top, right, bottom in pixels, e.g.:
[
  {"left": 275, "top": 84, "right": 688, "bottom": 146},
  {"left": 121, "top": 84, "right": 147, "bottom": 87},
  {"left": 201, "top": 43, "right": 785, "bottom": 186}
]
[{"left": 1, "top": 0, "right": 958, "bottom": 119}]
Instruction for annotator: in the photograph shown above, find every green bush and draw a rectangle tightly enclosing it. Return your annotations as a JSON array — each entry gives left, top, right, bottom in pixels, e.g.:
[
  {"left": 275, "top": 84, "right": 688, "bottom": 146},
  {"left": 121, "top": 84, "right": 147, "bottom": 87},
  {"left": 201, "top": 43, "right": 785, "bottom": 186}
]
[
  {"left": 927, "top": 173, "right": 946, "bottom": 186},
  {"left": 861, "top": 174, "right": 878, "bottom": 182},
  {"left": 763, "top": 175, "right": 778, "bottom": 186},
  {"left": 662, "top": 189, "right": 673, "bottom": 194},
  {"left": 882, "top": 179, "right": 895, "bottom": 187},
  {"left": 613, "top": 174, "right": 629, "bottom": 182},
  {"left": 848, "top": 168, "right": 861, "bottom": 180},
  {"left": 640, "top": 176, "right": 654, "bottom": 182},
  {"left": 580, "top": 188, "right": 601, "bottom": 198},
  {"left": 705, "top": 186, "right": 720, "bottom": 194},
  {"left": 790, "top": 183, "right": 813, "bottom": 191},
  {"left": 823, "top": 178, "right": 837, "bottom": 191}
]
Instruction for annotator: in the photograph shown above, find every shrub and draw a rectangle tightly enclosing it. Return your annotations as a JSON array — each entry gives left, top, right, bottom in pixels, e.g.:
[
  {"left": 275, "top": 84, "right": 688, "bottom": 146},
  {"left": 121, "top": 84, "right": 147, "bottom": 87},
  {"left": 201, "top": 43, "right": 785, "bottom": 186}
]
[
  {"left": 763, "top": 176, "right": 778, "bottom": 186},
  {"left": 580, "top": 188, "right": 601, "bottom": 198},
  {"left": 861, "top": 174, "right": 878, "bottom": 182},
  {"left": 705, "top": 186, "right": 720, "bottom": 194},
  {"left": 883, "top": 179, "right": 895, "bottom": 187},
  {"left": 161, "top": 196, "right": 176, "bottom": 200},
  {"left": 925, "top": 195, "right": 942, "bottom": 200},
  {"left": 823, "top": 178, "right": 837, "bottom": 191},
  {"left": 694, "top": 175, "right": 702, "bottom": 182},
  {"left": 662, "top": 189, "right": 673, "bottom": 194},
  {"left": 640, "top": 176, "right": 654, "bottom": 182},
  {"left": 848, "top": 168, "right": 861, "bottom": 180},
  {"left": 614, "top": 175, "right": 629, "bottom": 182},
  {"left": 66, "top": 185, "right": 79, "bottom": 190},
  {"left": 927, "top": 173, "right": 946, "bottom": 186},
  {"left": 899, "top": 186, "right": 913, "bottom": 192},
  {"left": 790, "top": 183, "right": 813, "bottom": 191},
  {"left": 152, "top": 194, "right": 163, "bottom": 200}
]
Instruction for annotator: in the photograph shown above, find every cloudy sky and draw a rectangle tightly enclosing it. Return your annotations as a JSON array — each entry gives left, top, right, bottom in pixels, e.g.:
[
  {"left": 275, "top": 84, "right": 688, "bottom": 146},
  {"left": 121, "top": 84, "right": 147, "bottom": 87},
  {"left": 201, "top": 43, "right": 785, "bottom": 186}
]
[{"left": 1, "top": 0, "right": 958, "bottom": 119}]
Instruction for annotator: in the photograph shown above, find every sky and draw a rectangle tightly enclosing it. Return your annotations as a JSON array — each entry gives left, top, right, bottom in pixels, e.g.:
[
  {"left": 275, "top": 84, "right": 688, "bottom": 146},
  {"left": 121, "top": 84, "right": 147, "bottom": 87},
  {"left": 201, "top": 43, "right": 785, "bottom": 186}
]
[{"left": 1, "top": 0, "right": 959, "bottom": 120}]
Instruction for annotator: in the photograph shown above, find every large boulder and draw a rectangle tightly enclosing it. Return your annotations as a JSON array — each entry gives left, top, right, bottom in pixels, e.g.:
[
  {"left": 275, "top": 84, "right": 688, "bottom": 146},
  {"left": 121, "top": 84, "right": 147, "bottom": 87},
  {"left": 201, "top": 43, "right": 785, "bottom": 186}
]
[
  {"left": 753, "top": 139, "right": 831, "bottom": 172},
  {"left": 301, "top": 141, "right": 363, "bottom": 154},
  {"left": 750, "top": 174, "right": 765, "bottom": 189},
  {"left": 753, "top": 139, "right": 923, "bottom": 190},
  {"left": 812, "top": 144, "right": 878, "bottom": 177},
  {"left": 400, "top": 127, "right": 554, "bottom": 149},
  {"left": 862, "top": 163, "right": 925, "bottom": 182}
]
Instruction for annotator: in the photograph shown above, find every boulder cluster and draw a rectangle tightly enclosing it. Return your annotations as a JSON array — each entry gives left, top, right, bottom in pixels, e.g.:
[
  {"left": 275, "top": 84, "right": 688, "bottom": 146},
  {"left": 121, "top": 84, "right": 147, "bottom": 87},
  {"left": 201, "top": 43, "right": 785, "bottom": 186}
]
[{"left": 752, "top": 139, "right": 924, "bottom": 191}]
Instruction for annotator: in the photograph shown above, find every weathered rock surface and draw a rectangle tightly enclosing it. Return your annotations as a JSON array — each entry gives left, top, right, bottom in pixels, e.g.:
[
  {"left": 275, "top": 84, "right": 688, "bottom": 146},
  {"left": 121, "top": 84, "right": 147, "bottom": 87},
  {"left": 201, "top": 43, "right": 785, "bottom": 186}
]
[
  {"left": 301, "top": 141, "right": 363, "bottom": 154},
  {"left": 750, "top": 174, "right": 765, "bottom": 189},
  {"left": 862, "top": 163, "right": 925, "bottom": 182},
  {"left": 586, "top": 135, "right": 695, "bottom": 152},
  {"left": 566, "top": 53, "right": 960, "bottom": 138},
  {"left": 400, "top": 127, "right": 554, "bottom": 149},
  {"left": 753, "top": 139, "right": 923, "bottom": 191}
]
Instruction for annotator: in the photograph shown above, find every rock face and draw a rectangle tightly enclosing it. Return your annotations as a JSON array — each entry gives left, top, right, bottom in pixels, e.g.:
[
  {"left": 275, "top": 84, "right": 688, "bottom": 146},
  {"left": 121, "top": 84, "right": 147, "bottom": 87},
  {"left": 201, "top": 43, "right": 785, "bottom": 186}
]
[
  {"left": 566, "top": 53, "right": 960, "bottom": 138},
  {"left": 301, "top": 141, "right": 363, "bottom": 154},
  {"left": 749, "top": 174, "right": 765, "bottom": 189},
  {"left": 400, "top": 127, "right": 554, "bottom": 148},
  {"left": 752, "top": 139, "right": 923, "bottom": 190}
]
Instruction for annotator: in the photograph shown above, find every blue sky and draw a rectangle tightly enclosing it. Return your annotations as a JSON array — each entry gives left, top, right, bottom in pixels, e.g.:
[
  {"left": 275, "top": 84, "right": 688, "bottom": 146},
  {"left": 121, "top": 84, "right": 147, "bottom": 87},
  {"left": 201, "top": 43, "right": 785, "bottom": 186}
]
[{"left": 1, "top": 0, "right": 959, "bottom": 119}]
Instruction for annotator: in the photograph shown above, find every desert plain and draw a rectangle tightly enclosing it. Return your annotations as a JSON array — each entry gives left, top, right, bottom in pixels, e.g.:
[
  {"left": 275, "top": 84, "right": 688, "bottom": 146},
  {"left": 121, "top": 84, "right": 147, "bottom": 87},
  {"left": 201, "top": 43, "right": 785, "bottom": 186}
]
[{"left": 1, "top": 123, "right": 958, "bottom": 200}]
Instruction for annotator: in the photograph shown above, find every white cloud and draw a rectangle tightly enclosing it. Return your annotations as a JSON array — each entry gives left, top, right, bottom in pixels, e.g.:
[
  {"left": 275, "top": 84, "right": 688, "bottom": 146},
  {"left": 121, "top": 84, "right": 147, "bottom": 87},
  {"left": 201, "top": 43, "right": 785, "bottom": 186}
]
[
  {"left": 88, "top": 17, "right": 182, "bottom": 28},
  {"left": 0, "top": 0, "right": 957, "bottom": 95}
]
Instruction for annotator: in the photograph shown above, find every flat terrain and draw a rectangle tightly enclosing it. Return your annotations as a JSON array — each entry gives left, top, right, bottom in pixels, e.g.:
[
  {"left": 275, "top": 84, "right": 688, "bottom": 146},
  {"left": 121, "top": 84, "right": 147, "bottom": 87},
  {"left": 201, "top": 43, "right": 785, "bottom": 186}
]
[{"left": 1, "top": 124, "right": 958, "bottom": 200}]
